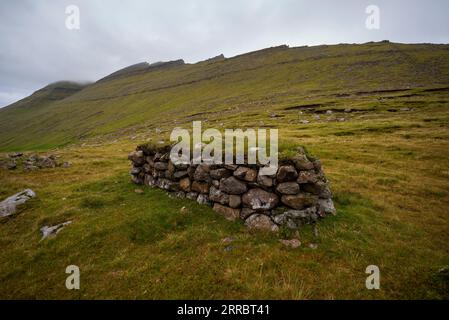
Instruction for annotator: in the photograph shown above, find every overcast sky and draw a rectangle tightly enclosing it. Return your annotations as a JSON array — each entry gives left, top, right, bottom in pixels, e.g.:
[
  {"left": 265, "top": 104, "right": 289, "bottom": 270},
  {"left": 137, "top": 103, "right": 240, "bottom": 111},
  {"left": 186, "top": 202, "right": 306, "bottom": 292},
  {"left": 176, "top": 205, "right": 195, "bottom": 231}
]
[{"left": 1, "top": 0, "right": 448, "bottom": 107}]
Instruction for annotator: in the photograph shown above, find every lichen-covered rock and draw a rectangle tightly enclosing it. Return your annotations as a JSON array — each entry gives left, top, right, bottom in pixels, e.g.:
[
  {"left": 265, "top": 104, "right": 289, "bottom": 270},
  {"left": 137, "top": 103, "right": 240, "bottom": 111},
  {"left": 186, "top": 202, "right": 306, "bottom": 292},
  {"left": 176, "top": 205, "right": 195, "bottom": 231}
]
[
  {"left": 197, "top": 194, "right": 211, "bottom": 206},
  {"left": 257, "top": 174, "right": 273, "bottom": 188},
  {"left": 277, "top": 165, "right": 298, "bottom": 182},
  {"left": 276, "top": 182, "right": 300, "bottom": 195},
  {"left": 186, "top": 192, "right": 198, "bottom": 200},
  {"left": 210, "top": 168, "right": 231, "bottom": 180},
  {"left": 292, "top": 154, "right": 314, "bottom": 170},
  {"left": 194, "top": 164, "right": 211, "bottom": 182},
  {"left": 317, "top": 198, "right": 336, "bottom": 216},
  {"left": 281, "top": 193, "right": 318, "bottom": 210},
  {"left": 242, "top": 188, "right": 279, "bottom": 210},
  {"left": 219, "top": 176, "right": 247, "bottom": 195},
  {"left": 245, "top": 214, "right": 279, "bottom": 232},
  {"left": 128, "top": 150, "right": 145, "bottom": 166},
  {"left": 209, "top": 186, "right": 229, "bottom": 205},
  {"left": 154, "top": 162, "right": 168, "bottom": 171},
  {"left": 213, "top": 203, "right": 240, "bottom": 221},
  {"left": 297, "top": 170, "right": 319, "bottom": 184},
  {"left": 233, "top": 166, "right": 257, "bottom": 182},
  {"left": 0, "top": 189, "right": 36, "bottom": 217}
]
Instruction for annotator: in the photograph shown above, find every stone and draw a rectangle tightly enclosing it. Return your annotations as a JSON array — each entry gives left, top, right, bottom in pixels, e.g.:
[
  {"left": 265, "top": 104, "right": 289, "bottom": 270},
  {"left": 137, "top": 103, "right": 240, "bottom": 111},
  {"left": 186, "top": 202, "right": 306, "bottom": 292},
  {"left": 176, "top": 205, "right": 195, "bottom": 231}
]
[
  {"left": 191, "top": 181, "right": 210, "bottom": 194},
  {"left": 8, "top": 152, "right": 23, "bottom": 158},
  {"left": 180, "top": 206, "right": 189, "bottom": 214},
  {"left": 229, "top": 195, "right": 242, "bottom": 208},
  {"left": 317, "top": 198, "right": 336, "bottom": 216},
  {"left": 40, "top": 221, "right": 72, "bottom": 240},
  {"left": 134, "top": 188, "right": 144, "bottom": 194},
  {"left": 62, "top": 161, "right": 71, "bottom": 168},
  {"left": 234, "top": 166, "right": 257, "bottom": 182},
  {"left": 197, "top": 194, "right": 211, "bottom": 206},
  {"left": 154, "top": 162, "right": 168, "bottom": 171},
  {"left": 156, "top": 178, "right": 173, "bottom": 190},
  {"left": 130, "top": 166, "right": 141, "bottom": 175},
  {"left": 297, "top": 170, "right": 319, "bottom": 184},
  {"left": 212, "top": 180, "right": 220, "bottom": 188},
  {"left": 276, "top": 182, "right": 300, "bottom": 195},
  {"left": 242, "top": 188, "right": 279, "bottom": 210},
  {"left": 245, "top": 214, "right": 279, "bottom": 232},
  {"left": 7, "top": 162, "right": 17, "bottom": 170},
  {"left": 179, "top": 177, "right": 191, "bottom": 192},
  {"left": 209, "top": 186, "right": 229, "bottom": 205},
  {"left": 174, "top": 191, "right": 186, "bottom": 198},
  {"left": 276, "top": 165, "right": 298, "bottom": 182},
  {"left": 279, "top": 239, "right": 301, "bottom": 249},
  {"left": 240, "top": 208, "right": 255, "bottom": 220},
  {"left": 224, "top": 164, "right": 238, "bottom": 171},
  {"left": 174, "top": 170, "right": 188, "bottom": 179},
  {"left": 0, "top": 189, "right": 36, "bottom": 217},
  {"left": 301, "top": 181, "right": 327, "bottom": 195},
  {"left": 219, "top": 176, "right": 247, "bottom": 195},
  {"left": 210, "top": 168, "right": 231, "bottom": 180},
  {"left": 213, "top": 203, "right": 240, "bottom": 221},
  {"left": 128, "top": 150, "right": 145, "bottom": 166},
  {"left": 144, "top": 175, "right": 156, "bottom": 187},
  {"left": 194, "top": 164, "right": 211, "bottom": 182},
  {"left": 186, "top": 192, "right": 198, "bottom": 200},
  {"left": 257, "top": 174, "right": 273, "bottom": 188},
  {"left": 292, "top": 154, "right": 314, "bottom": 170},
  {"left": 281, "top": 193, "right": 318, "bottom": 210},
  {"left": 221, "top": 237, "right": 234, "bottom": 244}
]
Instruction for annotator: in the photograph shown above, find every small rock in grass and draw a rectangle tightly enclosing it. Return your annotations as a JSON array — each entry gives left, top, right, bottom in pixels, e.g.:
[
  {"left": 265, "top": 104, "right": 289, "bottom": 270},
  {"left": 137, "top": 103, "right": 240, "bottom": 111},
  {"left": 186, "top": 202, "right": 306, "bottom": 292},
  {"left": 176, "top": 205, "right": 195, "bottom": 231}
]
[
  {"left": 134, "top": 188, "right": 144, "bottom": 194},
  {"left": 308, "top": 243, "right": 318, "bottom": 250},
  {"left": 279, "top": 239, "right": 301, "bottom": 249}
]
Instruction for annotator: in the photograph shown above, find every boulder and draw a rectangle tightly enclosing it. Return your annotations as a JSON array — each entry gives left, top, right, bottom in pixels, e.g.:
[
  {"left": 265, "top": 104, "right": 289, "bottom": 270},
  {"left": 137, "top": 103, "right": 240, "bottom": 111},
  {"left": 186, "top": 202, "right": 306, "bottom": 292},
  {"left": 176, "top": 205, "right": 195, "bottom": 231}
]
[
  {"left": 297, "top": 170, "right": 319, "bottom": 184},
  {"left": 197, "top": 194, "right": 211, "bottom": 206},
  {"left": 174, "top": 170, "right": 188, "bottom": 179},
  {"left": 219, "top": 176, "right": 247, "bottom": 195},
  {"left": 240, "top": 207, "right": 255, "bottom": 220},
  {"left": 209, "top": 186, "right": 229, "bottom": 205},
  {"left": 144, "top": 174, "right": 156, "bottom": 187},
  {"left": 276, "top": 165, "right": 298, "bottom": 182},
  {"left": 245, "top": 214, "right": 279, "bottom": 232},
  {"left": 0, "top": 189, "right": 36, "bottom": 217},
  {"left": 128, "top": 150, "right": 145, "bottom": 166},
  {"left": 179, "top": 177, "right": 191, "bottom": 192},
  {"left": 210, "top": 168, "right": 231, "bottom": 180},
  {"left": 301, "top": 181, "right": 327, "bottom": 195},
  {"left": 154, "top": 162, "right": 168, "bottom": 171},
  {"left": 317, "top": 198, "right": 336, "bottom": 216},
  {"left": 186, "top": 192, "right": 198, "bottom": 200},
  {"left": 191, "top": 181, "right": 210, "bottom": 194},
  {"left": 233, "top": 166, "right": 257, "bottom": 182},
  {"left": 229, "top": 195, "right": 242, "bottom": 208},
  {"left": 292, "top": 154, "right": 314, "bottom": 170},
  {"left": 242, "top": 188, "right": 279, "bottom": 210},
  {"left": 194, "top": 164, "right": 211, "bottom": 182},
  {"left": 276, "top": 182, "right": 300, "bottom": 195},
  {"left": 213, "top": 203, "right": 240, "bottom": 221},
  {"left": 257, "top": 174, "right": 273, "bottom": 188},
  {"left": 281, "top": 193, "right": 318, "bottom": 210}
]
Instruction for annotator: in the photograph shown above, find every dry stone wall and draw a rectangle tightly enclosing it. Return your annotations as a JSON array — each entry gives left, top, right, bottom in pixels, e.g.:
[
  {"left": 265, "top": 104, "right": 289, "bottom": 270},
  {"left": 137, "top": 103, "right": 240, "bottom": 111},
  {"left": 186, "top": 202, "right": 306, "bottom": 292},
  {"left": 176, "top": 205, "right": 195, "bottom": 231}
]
[{"left": 129, "top": 145, "right": 336, "bottom": 231}]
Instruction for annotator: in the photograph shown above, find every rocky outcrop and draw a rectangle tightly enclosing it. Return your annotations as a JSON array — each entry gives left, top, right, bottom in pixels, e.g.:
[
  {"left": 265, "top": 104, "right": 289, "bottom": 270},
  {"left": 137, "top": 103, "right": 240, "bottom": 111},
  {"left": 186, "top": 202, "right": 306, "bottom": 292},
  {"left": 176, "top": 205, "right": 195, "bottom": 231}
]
[{"left": 129, "top": 144, "right": 336, "bottom": 231}]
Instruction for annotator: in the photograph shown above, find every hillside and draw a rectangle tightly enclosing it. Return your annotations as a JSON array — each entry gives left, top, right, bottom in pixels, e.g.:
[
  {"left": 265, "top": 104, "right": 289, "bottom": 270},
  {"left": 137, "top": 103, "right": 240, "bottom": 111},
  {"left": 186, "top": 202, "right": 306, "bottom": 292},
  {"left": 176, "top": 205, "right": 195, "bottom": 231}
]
[
  {"left": 1, "top": 42, "right": 449, "bottom": 299},
  {"left": 1, "top": 41, "right": 449, "bottom": 151}
]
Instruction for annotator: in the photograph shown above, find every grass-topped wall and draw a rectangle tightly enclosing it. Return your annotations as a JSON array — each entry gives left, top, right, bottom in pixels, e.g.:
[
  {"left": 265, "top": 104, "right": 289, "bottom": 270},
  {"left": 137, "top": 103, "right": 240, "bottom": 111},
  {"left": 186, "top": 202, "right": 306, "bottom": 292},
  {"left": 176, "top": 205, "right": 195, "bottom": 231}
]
[{"left": 129, "top": 143, "right": 336, "bottom": 231}]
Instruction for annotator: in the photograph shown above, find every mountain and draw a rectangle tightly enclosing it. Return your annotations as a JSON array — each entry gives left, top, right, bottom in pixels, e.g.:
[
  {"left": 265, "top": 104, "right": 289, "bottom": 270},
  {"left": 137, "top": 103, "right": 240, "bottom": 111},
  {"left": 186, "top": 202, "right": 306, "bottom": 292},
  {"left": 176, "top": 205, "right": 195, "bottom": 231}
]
[{"left": 1, "top": 41, "right": 449, "bottom": 151}]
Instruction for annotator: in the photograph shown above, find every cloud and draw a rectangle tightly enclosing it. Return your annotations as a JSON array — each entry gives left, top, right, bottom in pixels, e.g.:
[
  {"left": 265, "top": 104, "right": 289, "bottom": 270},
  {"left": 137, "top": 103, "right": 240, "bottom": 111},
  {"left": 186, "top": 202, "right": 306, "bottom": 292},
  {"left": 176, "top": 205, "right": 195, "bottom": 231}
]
[{"left": 1, "top": 0, "right": 448, "bottom": 107}]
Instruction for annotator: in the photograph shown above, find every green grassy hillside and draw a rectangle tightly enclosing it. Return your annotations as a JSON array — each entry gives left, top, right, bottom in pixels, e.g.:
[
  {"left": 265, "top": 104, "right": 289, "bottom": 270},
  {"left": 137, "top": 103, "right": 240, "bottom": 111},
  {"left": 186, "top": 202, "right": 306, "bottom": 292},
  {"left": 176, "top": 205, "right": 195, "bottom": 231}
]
[
  {"left": 1, "top": 41, "right": 449, "bottom": 151},
  {"left": 0, "top": 41, "right": 448, "bottom": 299}
]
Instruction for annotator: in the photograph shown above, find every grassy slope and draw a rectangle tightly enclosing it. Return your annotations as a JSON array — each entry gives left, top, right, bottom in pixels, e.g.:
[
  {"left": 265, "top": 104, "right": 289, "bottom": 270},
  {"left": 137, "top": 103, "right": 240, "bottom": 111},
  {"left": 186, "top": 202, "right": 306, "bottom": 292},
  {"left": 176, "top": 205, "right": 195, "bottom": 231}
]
[{"left": 0, "top": 42, "right": 448, "bottom": 299}]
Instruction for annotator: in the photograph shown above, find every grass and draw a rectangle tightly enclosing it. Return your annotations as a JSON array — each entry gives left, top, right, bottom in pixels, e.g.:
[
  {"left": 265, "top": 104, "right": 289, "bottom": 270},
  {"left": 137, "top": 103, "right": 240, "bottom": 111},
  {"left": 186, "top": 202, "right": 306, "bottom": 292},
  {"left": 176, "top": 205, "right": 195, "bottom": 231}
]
[{"left": 0, "top": 41, "right": 448, "bottom": 299}]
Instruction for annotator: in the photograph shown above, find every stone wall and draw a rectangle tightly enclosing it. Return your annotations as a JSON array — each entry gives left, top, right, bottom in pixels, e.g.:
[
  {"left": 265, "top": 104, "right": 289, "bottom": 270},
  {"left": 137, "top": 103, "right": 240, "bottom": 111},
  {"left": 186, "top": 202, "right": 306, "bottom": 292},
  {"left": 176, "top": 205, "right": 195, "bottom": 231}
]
[{"left": 128, "top": 145, "right": 336, "bottom": 231}]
